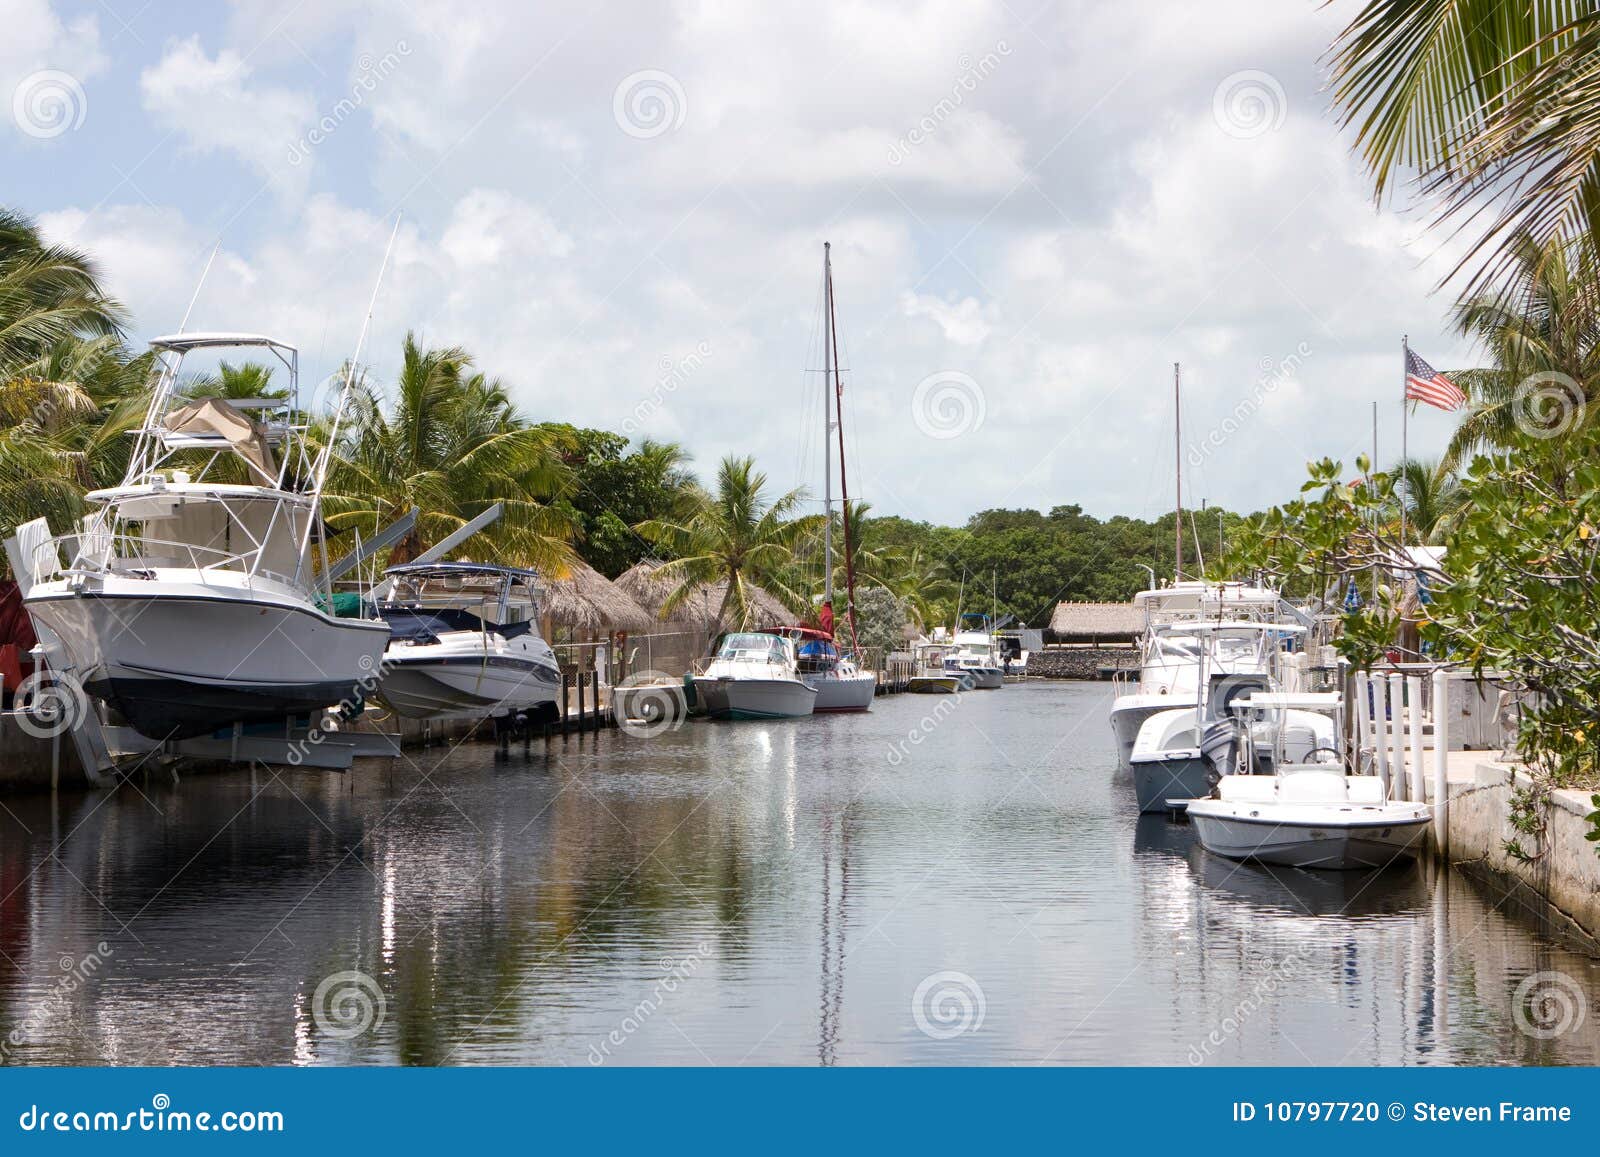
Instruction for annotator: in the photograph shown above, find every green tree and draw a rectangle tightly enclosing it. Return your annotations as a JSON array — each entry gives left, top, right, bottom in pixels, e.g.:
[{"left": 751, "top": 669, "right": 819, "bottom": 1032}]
[
  {"left": 321, "top": 333, "right": 577, "bottom": 572},
  {"left": 1329, "top": 2, "right": 1600, "bottom": 288}
]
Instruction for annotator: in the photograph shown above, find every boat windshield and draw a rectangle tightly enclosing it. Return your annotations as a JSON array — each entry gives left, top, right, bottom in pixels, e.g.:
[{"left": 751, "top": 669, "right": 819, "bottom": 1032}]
[{"left": 717, "top": 633, "right": 789, "bottom": 661}]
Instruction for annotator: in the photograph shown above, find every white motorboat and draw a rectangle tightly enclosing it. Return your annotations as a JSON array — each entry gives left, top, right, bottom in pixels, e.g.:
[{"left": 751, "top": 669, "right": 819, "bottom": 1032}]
[
  {"left": 1109, "top": 584, "right": 1295, "bottom": 765},
  {"left": 1186, "top": 770, "right": 1431, "bottom": 870},
  {"left": 374, "top": 563, "right": 561, "bottom": 721},
  {"left": 22, "top": 332, "right": 391, "bottom": 740},
  {"left": 776, "top": 627, "right": 876, "bottom": 713},
  {"left": 906, "top": 641, "right": 966, "bottom": 693},
  {"left": 943, "top": 617, "right": 1005, "bottom": 689},
  {"left": 1129, "top": 694, "right": 1332, "bottom": 813},
  {"left": 691, "top": 632, "right": 818, "bottom": 719},
  {"left": 1184, "top": 690, "right": 1431, "bottom": 869}
]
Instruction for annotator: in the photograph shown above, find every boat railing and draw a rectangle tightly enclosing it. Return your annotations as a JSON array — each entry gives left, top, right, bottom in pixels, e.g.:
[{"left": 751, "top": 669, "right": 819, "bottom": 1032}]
[{"left": 44, "top": 531, "right": 306, "bottom": 595}]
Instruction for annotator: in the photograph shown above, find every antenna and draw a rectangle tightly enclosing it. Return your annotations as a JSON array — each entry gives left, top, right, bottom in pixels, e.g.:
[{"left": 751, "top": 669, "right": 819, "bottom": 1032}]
[
  {"left": 311, "top": 213, "right": 401, "bottom": 496},
  {"left": 178, "top": 242, "right": 220, "bottom": 334},
  {"left": 299, "top": 214, "right": 402, "bottom": 564}
]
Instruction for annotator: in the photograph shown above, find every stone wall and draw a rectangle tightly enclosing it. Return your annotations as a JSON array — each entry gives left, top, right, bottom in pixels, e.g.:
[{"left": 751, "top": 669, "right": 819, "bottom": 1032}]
[{"left": 1025, "top": 647, "right": 1139, "bottom": 680}]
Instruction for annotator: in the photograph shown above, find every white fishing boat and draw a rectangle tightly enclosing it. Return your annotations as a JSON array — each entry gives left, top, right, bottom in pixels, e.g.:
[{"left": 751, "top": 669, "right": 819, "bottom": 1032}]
[
  {"left": 943, "top": 612, "right": 1005, "bottom": 690},
  {"left": 1109, "top": 581, "right": 1292, "bottom": 765},
  {"left": 374, "top": 563, "right": 561, "bottom": 720},
  {"left": 691, "top": 632, "right": 818, "bottom": 720},
  {"left": 1124, "top": 621, "right": 1305, "bottom": 812},
  {"left": 22, "top": 332, "right": 391, "bottom": 740},
  {"left": 776, "top": 626, "right": 875, "bottom": 713},
  {"left": 1185, "top": 691, "right": 1431, "bottom": 869},
  {"left": 906, "top": 640, "right": 966, "bottom": 693}
]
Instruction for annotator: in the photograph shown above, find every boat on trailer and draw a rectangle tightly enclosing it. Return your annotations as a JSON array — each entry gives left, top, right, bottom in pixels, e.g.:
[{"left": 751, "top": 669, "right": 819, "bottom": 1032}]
[
  {"left": 22, "top": 332, "right": 391, "bottom": 740},
  {"left": 374, "top": 562, "right": 561, "bottom": 721}
]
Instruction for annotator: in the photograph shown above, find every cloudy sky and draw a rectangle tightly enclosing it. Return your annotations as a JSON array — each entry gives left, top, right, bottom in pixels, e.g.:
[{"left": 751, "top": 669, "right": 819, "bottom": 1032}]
[{"left": 4, "top": 0, "right": 1471, "bottom": 526}]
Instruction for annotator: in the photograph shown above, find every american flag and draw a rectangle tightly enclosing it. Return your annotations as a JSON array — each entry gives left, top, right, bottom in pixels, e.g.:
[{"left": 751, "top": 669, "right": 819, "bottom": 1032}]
[{"left": 1405, "top": 347, "right": 1467, "bottom": 411}]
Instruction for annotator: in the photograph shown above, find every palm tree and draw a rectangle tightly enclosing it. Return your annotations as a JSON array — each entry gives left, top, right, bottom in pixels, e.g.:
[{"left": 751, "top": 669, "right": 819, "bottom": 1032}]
[
  {"left": 1329, "top": 3, "right": 1600, "bottom": 289},
  {"left": 635, "top": 455, "right": 816, "bottom": 629},
  {"left": 0, "top": 208, "right": 126, "bottom": 372},
  {"left": 1441, "top": 233, "right": 1600, "bottom": 470},
  {"left": 1393, "top": 457, "right": 1464, "bottom": 544},
  {"left": 321, "top": 333, "right": 578, "bottom": 574},
  {"left": 183, "top": 360, "right": 288, "bottom": 402},
  {"left": 878, "top": 545, "right": 954, "bottom": 631}
]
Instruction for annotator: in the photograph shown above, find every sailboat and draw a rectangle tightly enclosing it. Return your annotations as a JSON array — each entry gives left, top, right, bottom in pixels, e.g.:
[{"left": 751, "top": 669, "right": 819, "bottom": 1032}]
[{"left": 784, "top": 241, "right": 876, "bottom": 713}]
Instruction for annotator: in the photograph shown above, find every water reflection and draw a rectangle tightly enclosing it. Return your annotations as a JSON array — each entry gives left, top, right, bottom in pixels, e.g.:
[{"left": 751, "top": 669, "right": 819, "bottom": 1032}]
[{"left": 0, "top": 683, "right": 1595, "bottom": 1065}]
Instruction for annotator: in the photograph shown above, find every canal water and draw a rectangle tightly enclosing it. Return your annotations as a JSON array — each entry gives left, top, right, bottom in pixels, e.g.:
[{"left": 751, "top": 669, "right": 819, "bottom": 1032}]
[{"left": 1, "top": 682, "right": 1596, "bottom": 1066}]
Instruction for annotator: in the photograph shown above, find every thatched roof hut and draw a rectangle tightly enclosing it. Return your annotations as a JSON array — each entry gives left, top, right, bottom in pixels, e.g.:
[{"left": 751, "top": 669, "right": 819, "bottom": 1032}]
[
  {"left": 539, "top": 558, "right": 654, "bottom": 633},
  {"left": 1048, "top": 601, "right": 1143, "bottom": 644},
  {"left": 616, "top": 559, "right": 793, "bottom": 631}
]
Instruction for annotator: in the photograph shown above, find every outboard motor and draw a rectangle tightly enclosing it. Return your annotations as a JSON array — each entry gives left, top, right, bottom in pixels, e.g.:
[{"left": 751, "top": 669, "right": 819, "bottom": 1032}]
[{"left": 1200, "top": 715, "right": 1245, "bottom": 786}]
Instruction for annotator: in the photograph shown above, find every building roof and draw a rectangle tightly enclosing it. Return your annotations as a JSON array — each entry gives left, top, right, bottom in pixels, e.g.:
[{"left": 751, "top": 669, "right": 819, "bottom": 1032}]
[
  {"left": 538, "top": 557, "right": 655, "bottom": 632},
  {"left": 616, "top": 558, "right": 793, "bottom": 630},
  {"left": 1048, "top": 600, "right": 1144, "bottom": 640}
]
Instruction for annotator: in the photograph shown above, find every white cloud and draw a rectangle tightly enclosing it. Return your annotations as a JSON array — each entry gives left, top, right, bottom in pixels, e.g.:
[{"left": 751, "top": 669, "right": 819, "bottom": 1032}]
[
  {"left": 1, "top": 0, "right": 105, "bottom": 139},
  {"left": 139, "top": 36, "right": 315, "bottom": 195}
]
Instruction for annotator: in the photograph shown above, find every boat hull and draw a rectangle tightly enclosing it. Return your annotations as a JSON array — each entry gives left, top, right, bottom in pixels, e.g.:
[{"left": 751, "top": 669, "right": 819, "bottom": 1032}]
[
  {"left": 1110, "top": 695, "right": 1179, "bottom": 766},
  {"left": 26, "top": 588, "right": 390, "bottom": 740},
  {"left": 693, "top": 676, "right": 817, "bottom": 719},
  {"left": 806, "top": 671, "right": 876, "bottom": 712},
  {"left": 949, "top": 666, "right": 1003, "bottom": 689},
  {"left": 1186, "top": 802, "right": 1430, "bottom": 869},
  {"left": 1129, "top": 753, "right": 1213, "bottom": 813},
  {"left": 377, "top": 651, "right": 561, "bottom": 719},
  {"left": 907, "top": 675, "right": 964, "bottom": 694}
]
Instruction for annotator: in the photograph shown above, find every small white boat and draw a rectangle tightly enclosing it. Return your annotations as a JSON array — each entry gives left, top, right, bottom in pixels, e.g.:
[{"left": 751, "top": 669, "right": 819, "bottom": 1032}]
[
  {"left": 1130, "top": 700, "right": 1335, "bottom": 813},
  {"left": 777, "top": 627, "right": 875, "bottom": 713},
  {"left": 943, "top": 621, "right": 1005, "bottom": 689},
  {"left": 691, "top": 632, "right": 818, "bottom": 720},
  {"left": 374, "top": 563, "right": 561, "bottom": 721},
  {"left": 1184, "top": 690, "right": 1431, "bottom": 870},
  {"left": 1186, "top": 769, "right": 1431, "bottom": 870},
  {"left": 906, "top": 641, "right": 966, "bottom": 693}
]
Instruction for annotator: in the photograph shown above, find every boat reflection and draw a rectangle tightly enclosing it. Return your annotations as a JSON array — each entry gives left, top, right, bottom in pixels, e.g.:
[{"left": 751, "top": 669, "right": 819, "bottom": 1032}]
[{"left": 1186, "top": 844, "right": 1430, "bottom": 918}]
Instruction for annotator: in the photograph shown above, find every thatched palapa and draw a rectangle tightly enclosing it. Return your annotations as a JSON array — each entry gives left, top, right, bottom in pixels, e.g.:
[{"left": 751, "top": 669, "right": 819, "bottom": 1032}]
[
  {"left": 616, "top": 559, "right": 793, "bottom": 632},
  {"left": 538, "top": 558, "right": 654, "bottom": 633},
  {"left": 1048, "top": 601, "right": 1143, "bottom": 644}
]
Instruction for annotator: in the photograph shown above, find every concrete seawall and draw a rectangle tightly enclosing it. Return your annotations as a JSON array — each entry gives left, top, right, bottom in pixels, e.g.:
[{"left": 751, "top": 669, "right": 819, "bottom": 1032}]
[{"left": 1445, "top": 763, "right": 1600, "bottom": 954}]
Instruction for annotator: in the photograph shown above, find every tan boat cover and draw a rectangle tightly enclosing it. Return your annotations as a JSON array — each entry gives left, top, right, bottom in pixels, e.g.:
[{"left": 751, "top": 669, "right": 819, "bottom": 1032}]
[{"left": 163, "top": 398, "right": 278, "bottom": 483}]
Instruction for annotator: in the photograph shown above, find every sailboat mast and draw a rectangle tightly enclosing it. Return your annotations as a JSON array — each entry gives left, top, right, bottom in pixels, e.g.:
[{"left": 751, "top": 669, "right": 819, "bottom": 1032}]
[
  {"left": 825, "top": 242, "right": 861, "bottom": 654},
  {"left": 1174, "top": 361, "right": 1183, "bottom": 581},
  {"left": 823, "top": 243, "right": 834, "bottom": 608}
]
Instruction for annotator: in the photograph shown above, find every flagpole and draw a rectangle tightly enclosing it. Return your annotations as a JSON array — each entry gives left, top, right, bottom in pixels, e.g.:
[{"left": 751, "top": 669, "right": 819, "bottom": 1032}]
[
  {"left": 1371, "top": 400, "right": 1379, "bottom": 603},
  {"left": 1400, "top": 334, "right": 1409, "bottom": 547}
]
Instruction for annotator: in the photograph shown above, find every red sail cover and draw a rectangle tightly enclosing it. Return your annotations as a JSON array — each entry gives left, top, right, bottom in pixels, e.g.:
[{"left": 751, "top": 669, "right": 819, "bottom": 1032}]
[{"left": 818, "top": 601, "right": 834, "bottom": 638}]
